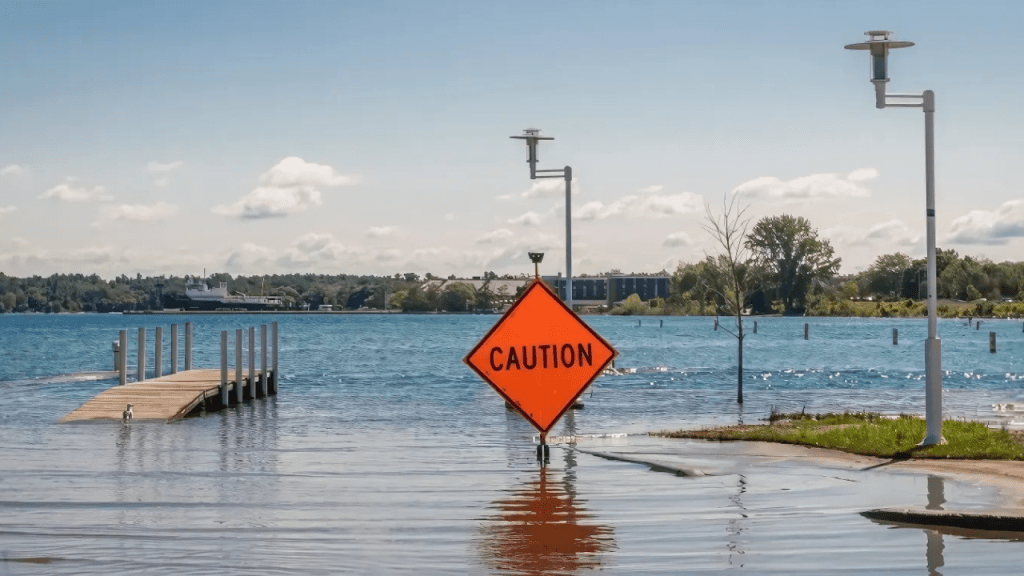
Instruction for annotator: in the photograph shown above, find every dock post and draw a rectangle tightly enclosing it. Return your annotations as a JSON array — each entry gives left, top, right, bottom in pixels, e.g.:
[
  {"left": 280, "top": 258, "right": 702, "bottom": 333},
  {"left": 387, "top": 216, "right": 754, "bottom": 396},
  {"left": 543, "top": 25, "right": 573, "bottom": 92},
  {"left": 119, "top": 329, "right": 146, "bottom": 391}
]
[
  {"left": 185, "top": 322, "right": 193, "bottom": 370},
  {"left": 137, "top": 328, "right": 146, "bottom": 382},
  {"left": 235, "top": 328, "right": 243, "bottom": 404},
  {"left": 990, "top": 331, "right": 997, "bottom": 353},
  {"left": 155, "top": 327, "right": 163, "bottom": 378},
  {"left": 893, "top": 328, "right": 898, "bottom": 345},
  {"left": 754, "top": 321, "right": 757, "bottom": 334},
  {"left": 804, "top": 323, "right": 809, "bottom": 340},
  {"left": 119, "top": 330, "right": 127, "bottom": 386},
  {"left": 170, "top": 323, "right": 178, "bottom": 374},
  {"left": 261, "top": 325, "right": 268, "bottom": 396},
  {"left": 220, "top": 331, "right": 229, "bottom": 407},
  {"left": 272, "top": 321, "right": 279, "bottom": 394},
  {"left": 248, "top": 326, "right": 256, "bottom": 399},
  {"left": 112, "top": 340, "right": 120, "bottom": 371}
]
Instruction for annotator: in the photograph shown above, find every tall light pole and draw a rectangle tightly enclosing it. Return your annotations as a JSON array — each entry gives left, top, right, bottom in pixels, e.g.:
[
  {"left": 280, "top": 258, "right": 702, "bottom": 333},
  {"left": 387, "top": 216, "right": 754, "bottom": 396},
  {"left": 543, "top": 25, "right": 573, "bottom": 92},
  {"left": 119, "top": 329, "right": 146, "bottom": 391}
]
[
  {"left": 510, "top": 129, "right": 574, "bottom": 310},
  {"left": 846, "top": 31, "right": 943, "bottom": 445}
]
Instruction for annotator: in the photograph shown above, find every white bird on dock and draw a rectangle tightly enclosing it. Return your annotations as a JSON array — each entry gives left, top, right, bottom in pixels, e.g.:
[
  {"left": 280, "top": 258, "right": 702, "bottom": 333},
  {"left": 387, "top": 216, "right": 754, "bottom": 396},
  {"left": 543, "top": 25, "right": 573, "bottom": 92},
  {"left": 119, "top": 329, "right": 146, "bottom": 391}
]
[{"left": 123, "top": 403, "right": 133, "bottom": 422}]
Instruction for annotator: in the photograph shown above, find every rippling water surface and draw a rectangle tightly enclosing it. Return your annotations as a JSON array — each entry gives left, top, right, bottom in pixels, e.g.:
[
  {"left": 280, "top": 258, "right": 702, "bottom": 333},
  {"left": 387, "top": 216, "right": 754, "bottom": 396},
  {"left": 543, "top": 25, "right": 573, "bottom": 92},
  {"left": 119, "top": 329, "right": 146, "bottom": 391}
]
[{"left": 2, "top": 313, "right": 1023, "bottom": 574}]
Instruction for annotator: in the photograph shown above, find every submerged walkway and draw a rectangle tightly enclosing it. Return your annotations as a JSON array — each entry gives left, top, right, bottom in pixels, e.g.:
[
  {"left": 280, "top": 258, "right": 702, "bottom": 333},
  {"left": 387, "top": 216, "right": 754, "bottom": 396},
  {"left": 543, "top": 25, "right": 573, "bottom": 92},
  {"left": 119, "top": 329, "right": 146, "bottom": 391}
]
[{"left": 60, "top": 368, "right": 275, "bottom": 423}]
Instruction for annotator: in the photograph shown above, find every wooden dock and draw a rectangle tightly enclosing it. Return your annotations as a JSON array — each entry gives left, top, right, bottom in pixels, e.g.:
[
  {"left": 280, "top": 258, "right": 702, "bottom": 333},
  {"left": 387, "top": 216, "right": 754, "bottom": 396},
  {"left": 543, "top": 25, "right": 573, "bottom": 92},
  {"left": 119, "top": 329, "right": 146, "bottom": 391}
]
[
  {"left": 61, "top": 368, "right": 276, "bottom": 423},
  {"left": 62, "top": 321, "right": 281, "bottom": 423}
]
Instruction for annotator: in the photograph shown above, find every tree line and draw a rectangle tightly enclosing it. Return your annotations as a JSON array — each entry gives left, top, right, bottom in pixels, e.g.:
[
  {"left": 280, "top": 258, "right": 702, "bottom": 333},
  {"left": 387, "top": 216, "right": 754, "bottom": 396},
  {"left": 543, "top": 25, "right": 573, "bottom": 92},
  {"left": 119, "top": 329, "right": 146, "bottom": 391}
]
[{"left": 665, "top": 214, "right": 1024, "bottom": 319}]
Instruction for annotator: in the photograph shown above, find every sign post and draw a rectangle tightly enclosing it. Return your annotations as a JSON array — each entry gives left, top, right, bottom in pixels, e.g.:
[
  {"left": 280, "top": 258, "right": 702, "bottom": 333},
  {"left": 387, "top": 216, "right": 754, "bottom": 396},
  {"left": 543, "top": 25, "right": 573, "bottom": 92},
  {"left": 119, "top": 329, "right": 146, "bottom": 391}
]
[{"left": 464, "top": 277, "right": 617, "bottom": 464}]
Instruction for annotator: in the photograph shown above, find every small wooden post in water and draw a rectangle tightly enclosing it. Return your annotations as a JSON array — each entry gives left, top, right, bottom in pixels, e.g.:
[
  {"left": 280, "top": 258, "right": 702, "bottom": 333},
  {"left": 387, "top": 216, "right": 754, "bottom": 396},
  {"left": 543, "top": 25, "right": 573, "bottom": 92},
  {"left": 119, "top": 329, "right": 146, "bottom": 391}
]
[
  {"left": 893, "top": 328, "right": 898, "bottom": 345},
  {"left": 170, "top": 323, "right": 178, "bottom": 374},
  {"left": 977, "top": 321, "right": 981, "bottom": 330},
  {"left": 753, "top": 321, "right": 757, "bottom": 334},
  {"left": 804, "top": 323, "right": 809, "bottom": 340},
  {"left": 154, "top": 326, "right": 163, "bottom": 378},
  {"left": 990, "top": 331, "right": 997, "bottom": 353},
  {"left": 119, "top": 330, "right": 127, "bottom": 386},
  {"left": 220, "top": 331, "right": 229, "bottom": 407},
  {"left": 260, "top": 325, "right": 268, "bottom": 396},
  {"left": 714, "top": 318, "right": 718, "bottom": 331},
  {"left": 235, "top": 328, "right": 243, "bottom": 404},
  {"left": 185, "top": 322, "right": 193, "bottom": 371},
  {"left": 137, "top": 328, "right": 146, "bottom": 382},
  {"left": 112, "top": 340, "right": 120, "bottom": 371},
  {"left": 272, "top": 321, "right": 279, "bottom": 394},
  {"left": 248, "top": 326, "right": 256, "bottom": 399}
]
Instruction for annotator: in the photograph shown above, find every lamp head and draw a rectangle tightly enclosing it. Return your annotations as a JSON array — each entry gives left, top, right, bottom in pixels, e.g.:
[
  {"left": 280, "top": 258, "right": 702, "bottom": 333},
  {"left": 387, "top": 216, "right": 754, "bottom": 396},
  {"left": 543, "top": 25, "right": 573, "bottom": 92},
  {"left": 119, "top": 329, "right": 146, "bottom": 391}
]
[
  {"left": 528, "top": 252, "right": 544, "bottom": 264},
  {"left": 509, "top": 128, "right": 554, "bottom": 179},
  {"left": 844, "top": 30, "right": 914, "bottom": 82}
]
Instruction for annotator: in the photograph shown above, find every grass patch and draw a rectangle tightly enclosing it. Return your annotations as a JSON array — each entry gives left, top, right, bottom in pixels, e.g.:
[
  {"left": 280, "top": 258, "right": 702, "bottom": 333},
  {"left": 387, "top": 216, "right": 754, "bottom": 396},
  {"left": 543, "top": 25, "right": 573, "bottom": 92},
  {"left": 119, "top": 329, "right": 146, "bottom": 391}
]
[{"left": 654, "top": 411, "right": 1024, "bottom": 460}]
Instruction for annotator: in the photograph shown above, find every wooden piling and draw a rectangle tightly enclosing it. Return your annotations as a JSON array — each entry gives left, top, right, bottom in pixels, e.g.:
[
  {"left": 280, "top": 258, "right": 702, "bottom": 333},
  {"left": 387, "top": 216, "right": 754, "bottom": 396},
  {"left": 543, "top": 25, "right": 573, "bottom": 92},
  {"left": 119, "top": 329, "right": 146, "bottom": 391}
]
[
  {"left": 112, "top": 340, "right": 120, "bottom": 372},
  {"left": 155, "top": 326, "right": 163, "bottom": 378},
  {"left": 754, "top": 321, "right": 757, "bottom": 334},
  {"left": 137, "top": 328, "right": 146, "bottom": 382},
  {"left": 220, "top": 331, "right": 228, "bottom": 407},
  {"left": 990, "top": 331, "right": 997, "bottom": 353},
  {"left": 893, "top": 328, "right": 898, "bottom": 345},
  {"left": 170, "top": 323, "right": 178, "bottom": 374},
  {"left": 119, "top": 330, "right": 127, "bottom": 386},
  {"left": 185, "top": 322, "right": 193, "bottom": 370},
  {"left": 261, "top": 325, "right": 268, "bottom": 396},
  {"left": 272, "top": 322, "right": 279, "bottom": 394},
  {"left": 977, "top": 321, "right": 981, "bottom": 330},
  {"left": 714, "top": 318, "right": 718, "bottom": 331},
  {"left": 235, "top": 329, "right": 243, "bottom": 404},
  {"left": 804, "top": 323, "right": 809, "bottom": 340},
  {"left": 248, "top": 326, "right": 256, "bottom": 399}
]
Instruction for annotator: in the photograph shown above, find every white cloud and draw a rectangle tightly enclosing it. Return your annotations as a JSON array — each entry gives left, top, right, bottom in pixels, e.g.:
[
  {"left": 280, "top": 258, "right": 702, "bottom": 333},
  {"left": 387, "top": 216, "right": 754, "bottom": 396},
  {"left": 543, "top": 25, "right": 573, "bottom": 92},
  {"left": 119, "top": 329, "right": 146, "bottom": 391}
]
[
  {"left": 145, "top": 161, "right": 184, "bottom": 173},
  {"left": 508, "top": 211, "right": 545, "bottom": 226},
  {"left": 38, "top": 183, "right": 112, "bottom": 202},
  {"left": 94, "top": 201, "right": 179, "bottom": 226},
  {"left": 476, "top": 228, "right": 514, "bottom": 244},
  {"left": 639, "top": 184, "right": 665, "bottom": 194},
  {"left": 0, "top": 206, "right": 16, "bottom": 215},
  {"left": 153, "top": 177, "right": 170, "bottom": 188},
  {"left": 733, "top": 168, "right": 877, "bottom": 201},
  {"left": 212, "top": 157, "right": 353, "bottom": 219},
  {"left": 375, "top": 249, "right": 401, "bottom": 262},
  {"left": 259, "top": 156, "right": 353, "bottom": 188},
  {"left": 1, "top": 164, "right": 24, "bottom": 177},
  {"left": 662, "top": 231, "right": 694, "bottom": 247},
  {"left": 367, "top": 225, "right": 397, "bottom": 238},
  {"left": 948, "top": 199, "right": 1024, "bottom": 245},
  {"left": 495, "top": 194, "right": 516, "bottom": 201},
  {"left": 575, "top": 192, "right": 703, "bottom": 221},
  {"left": 444, "top": 213, "right": 455, "bottom": 221},
  {"left": 520, "top": 178, "right": 578, "bottom": 199},
  {"left": 823, "top": 219, "right": 920, "bottom": 247},
  {"left": 847, "top": 167, "right": 879, "bottom": 182}
]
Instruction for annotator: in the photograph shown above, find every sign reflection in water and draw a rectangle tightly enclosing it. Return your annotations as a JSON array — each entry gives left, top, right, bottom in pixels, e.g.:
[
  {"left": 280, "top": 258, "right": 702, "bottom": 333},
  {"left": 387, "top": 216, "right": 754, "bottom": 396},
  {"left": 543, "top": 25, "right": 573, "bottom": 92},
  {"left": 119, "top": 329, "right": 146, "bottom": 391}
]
[{"left": 479, "top": 411, "right": 615, "bottom": 573}]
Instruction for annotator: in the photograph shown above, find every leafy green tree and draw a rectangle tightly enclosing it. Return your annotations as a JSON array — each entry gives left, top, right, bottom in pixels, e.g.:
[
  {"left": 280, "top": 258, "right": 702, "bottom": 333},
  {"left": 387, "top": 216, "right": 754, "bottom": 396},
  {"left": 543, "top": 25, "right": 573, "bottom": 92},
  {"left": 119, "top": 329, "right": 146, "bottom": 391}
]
[
  {"left": 745, "top": 214, "right": 840, "bottom": 314},
  {"left": 439, "top": 282, "right": 475, "bottom": 312},
  {"left": 861, "top": 253, "right": 912, "bottom": 299}
]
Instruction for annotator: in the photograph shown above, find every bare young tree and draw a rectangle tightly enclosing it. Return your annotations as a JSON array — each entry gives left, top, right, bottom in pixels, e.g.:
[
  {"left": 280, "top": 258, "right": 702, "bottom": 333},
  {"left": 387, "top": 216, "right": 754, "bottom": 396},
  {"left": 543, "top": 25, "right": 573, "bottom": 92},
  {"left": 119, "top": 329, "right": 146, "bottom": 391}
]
[{"left": 701, "top": 196, "right": 754, "bottom": 404}]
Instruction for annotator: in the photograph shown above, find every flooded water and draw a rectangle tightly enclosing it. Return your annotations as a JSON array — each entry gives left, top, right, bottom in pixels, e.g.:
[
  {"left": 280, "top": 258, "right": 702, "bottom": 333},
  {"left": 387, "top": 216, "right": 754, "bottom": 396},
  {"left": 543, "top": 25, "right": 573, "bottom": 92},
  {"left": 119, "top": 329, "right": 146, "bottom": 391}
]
[{"left": 1, "top": 313, "right": 1023, "bottom": 574}]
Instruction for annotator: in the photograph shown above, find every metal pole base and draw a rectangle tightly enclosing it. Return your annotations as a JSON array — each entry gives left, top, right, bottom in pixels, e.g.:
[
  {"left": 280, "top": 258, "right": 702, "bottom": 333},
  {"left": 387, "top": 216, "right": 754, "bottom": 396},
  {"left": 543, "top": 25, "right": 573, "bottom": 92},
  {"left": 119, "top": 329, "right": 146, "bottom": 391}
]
[
  {"left": 536, "top": 443, "right": 550, "bottom": 464},
  {"left": 922, "top": 337, "right": 944, "bottom": 446}
]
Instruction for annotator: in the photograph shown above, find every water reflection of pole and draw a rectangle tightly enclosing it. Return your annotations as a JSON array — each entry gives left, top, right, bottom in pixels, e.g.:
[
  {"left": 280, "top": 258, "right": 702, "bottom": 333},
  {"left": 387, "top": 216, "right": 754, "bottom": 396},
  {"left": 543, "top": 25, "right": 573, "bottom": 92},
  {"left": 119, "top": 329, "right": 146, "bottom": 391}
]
[
  {"left": 926, "top": 475, "right": 945, "bottom": 576},
  {"left": 726, "top": 475, "right": 747, "bottom": 568}
]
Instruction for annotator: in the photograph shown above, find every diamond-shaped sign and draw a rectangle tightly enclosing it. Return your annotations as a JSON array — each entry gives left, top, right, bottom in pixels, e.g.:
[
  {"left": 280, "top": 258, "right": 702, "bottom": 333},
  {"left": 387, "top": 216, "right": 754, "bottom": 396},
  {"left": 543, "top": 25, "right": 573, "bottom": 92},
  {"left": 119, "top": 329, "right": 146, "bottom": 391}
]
[{"left": 464, "top": 278, "right": 618, "bottom": 435}]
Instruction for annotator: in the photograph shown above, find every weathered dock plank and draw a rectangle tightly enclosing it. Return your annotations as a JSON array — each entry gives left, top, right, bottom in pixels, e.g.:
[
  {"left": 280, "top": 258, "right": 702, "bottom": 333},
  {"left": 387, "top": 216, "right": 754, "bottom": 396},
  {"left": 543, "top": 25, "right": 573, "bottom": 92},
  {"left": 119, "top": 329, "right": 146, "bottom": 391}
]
[{"left": 60, "top": 368, "right": 272, "bottom": 423}]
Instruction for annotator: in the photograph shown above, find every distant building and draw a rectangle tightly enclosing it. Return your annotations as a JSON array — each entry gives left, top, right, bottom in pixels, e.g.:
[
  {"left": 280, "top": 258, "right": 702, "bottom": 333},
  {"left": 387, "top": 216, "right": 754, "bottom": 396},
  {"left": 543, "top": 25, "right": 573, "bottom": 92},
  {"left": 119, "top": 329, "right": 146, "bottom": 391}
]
[{"left": 542, "top": 273, "right": 671, "bottom": 307}]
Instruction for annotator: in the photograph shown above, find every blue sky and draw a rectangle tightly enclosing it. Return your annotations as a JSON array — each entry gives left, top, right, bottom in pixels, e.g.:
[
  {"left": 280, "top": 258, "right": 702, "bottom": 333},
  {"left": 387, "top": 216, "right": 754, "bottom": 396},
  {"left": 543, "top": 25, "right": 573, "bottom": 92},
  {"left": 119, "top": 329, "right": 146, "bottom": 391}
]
[{"left": 1, "top": 0, "right": 1022, "bottom": 279}]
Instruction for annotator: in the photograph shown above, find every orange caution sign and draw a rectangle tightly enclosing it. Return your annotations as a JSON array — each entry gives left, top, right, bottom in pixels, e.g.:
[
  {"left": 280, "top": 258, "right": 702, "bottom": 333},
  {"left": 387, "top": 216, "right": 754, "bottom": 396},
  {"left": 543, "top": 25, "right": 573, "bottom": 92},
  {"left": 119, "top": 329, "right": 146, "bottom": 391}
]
[{"left": 464, "top": 278, "right": 618, "bottom": 435}]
